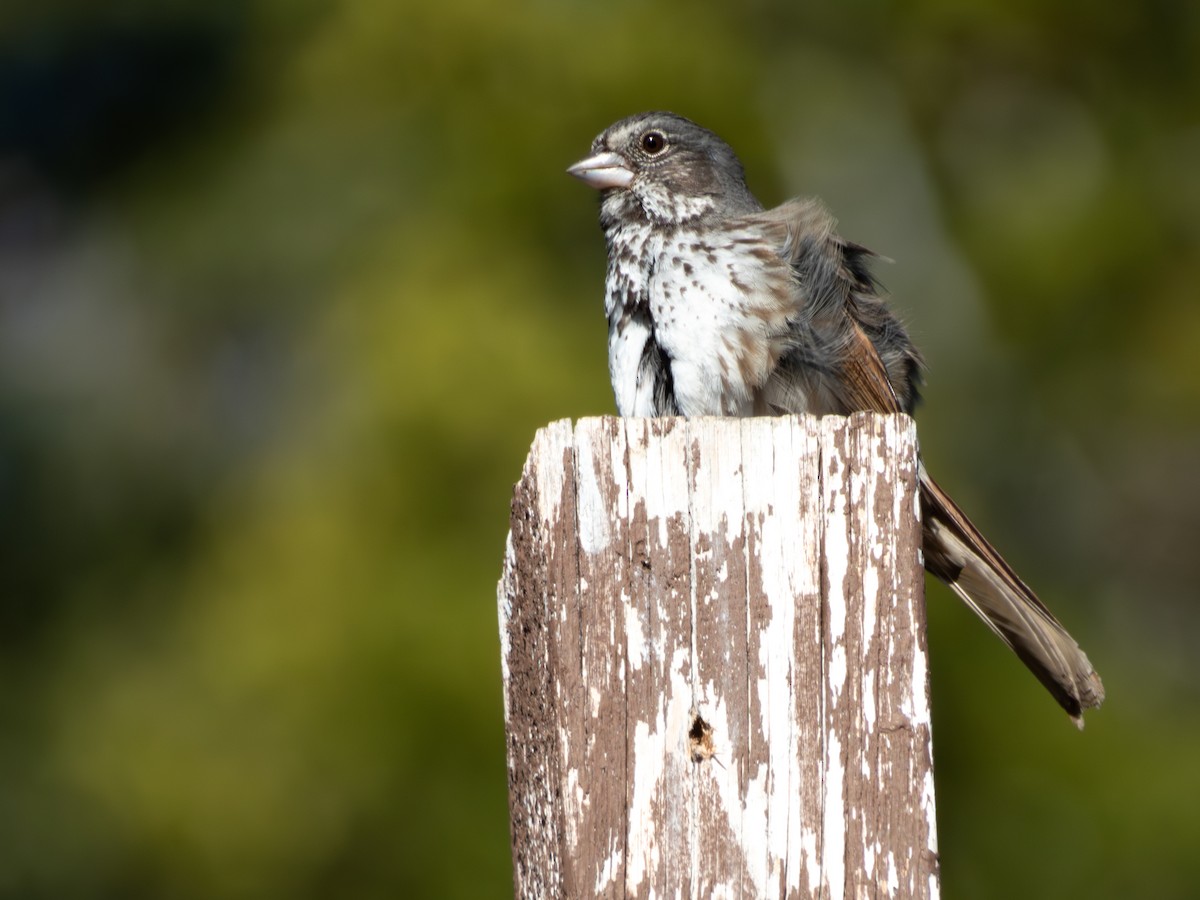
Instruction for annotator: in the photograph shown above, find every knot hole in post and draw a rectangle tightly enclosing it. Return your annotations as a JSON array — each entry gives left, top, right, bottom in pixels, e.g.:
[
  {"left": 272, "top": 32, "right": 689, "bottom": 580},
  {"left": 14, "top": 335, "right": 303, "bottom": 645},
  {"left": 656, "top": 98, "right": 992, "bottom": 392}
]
[{"left": 688, "top": 714, "right": 715, "bottom": 763}]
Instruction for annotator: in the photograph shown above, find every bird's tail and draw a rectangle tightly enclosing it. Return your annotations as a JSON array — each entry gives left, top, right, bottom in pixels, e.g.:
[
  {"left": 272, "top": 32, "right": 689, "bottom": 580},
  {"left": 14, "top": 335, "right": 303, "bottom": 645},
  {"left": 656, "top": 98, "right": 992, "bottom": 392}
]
[{"left": 918, "top": 465, "right": 1105, "bottom": 727}]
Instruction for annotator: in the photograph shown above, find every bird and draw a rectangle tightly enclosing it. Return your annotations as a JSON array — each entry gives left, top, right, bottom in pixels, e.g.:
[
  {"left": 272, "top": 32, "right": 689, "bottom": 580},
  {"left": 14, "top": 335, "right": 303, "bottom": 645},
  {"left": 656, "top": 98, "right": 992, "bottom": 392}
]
[{"left": 567, "top": 111, "right": 1104, "bottom": 726}]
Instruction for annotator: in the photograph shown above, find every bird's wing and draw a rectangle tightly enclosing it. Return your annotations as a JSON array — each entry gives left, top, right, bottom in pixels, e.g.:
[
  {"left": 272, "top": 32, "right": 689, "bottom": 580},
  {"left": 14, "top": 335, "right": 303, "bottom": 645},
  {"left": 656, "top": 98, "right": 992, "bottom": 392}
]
[
  {"left": 833, "top": 319, "right": 906, "bottom": 414},
  {"left": 747, "top": 197, "right": 909, "bottom": 416}
]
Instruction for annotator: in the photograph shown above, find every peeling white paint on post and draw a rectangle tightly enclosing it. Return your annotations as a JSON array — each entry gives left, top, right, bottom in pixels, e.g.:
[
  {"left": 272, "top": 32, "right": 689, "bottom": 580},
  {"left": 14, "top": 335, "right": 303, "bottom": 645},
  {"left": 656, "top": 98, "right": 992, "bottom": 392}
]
[
  {"left": 623, "top": 417, "right": 694, "bottom": 897},
  {"left": 498, "top": 414, "right": 938, "bottom": 899},
  {"left": 687, "top": 416, "right": 755, "bottom": 896}
]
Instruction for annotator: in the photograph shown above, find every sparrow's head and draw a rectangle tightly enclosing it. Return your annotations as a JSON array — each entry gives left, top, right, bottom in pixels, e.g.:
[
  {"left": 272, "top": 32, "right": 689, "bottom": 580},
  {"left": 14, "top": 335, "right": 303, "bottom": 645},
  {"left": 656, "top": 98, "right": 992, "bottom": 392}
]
[{"left": 568, "top": 112, "right": 761, "bottom": 228}]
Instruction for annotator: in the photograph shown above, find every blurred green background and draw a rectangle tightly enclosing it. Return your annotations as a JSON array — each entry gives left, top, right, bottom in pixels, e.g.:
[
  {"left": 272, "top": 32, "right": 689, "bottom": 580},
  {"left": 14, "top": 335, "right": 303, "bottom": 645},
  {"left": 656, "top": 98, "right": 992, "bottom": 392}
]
[{"left": 1, "top": 1, "right": 1198, "bottom": 897}]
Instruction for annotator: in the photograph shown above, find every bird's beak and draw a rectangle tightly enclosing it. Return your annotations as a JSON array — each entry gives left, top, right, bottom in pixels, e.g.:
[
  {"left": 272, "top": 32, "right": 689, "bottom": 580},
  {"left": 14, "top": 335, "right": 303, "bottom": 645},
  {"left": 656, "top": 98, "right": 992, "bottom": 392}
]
[{"left": 567, "top": 151, "right": 633, "bottom": 190}]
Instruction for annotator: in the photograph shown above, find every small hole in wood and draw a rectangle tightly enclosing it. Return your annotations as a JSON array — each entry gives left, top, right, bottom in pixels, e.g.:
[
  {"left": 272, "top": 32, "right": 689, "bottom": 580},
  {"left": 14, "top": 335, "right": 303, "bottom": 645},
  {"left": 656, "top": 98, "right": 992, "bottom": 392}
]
[{"left": 688, "top": 714, "right": 715, "bottom": 763}]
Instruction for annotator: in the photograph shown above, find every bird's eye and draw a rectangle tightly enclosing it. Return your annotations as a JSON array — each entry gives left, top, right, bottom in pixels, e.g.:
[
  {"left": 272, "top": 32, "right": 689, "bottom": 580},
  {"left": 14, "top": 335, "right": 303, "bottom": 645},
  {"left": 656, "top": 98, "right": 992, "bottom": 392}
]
[{"left": 640, "top": 131, "right": 667, "bottom": 155}]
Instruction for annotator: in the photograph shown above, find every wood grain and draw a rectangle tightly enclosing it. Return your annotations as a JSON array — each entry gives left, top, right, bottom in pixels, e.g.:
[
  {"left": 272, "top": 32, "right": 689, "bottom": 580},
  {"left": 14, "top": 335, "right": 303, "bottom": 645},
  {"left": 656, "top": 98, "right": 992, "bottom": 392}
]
[{"left": 498, "top": 414, "right": 938, "bottom": 899}]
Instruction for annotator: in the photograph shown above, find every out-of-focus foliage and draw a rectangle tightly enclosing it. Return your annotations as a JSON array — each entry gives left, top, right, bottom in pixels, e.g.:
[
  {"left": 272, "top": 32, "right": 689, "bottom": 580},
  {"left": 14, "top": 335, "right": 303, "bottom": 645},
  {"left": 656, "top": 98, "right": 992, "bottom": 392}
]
[{"left": 0, "top": 0, "right": 1197, "bottom": 897}]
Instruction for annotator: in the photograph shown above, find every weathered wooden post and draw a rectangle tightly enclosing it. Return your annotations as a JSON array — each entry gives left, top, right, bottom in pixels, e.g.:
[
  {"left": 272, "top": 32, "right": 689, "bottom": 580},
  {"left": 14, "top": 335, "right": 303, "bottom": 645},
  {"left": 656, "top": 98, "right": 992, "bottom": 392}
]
[{"left": 497, "top": 413, "right": 938, "bottom": 899}]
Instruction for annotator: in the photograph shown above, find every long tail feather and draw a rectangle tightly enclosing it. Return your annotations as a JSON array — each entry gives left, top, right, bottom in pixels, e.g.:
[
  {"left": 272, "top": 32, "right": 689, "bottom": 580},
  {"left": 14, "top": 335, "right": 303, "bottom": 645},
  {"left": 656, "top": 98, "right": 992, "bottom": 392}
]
[{"left": 919, "top": 464, "right": 1105, "bottom": 726}]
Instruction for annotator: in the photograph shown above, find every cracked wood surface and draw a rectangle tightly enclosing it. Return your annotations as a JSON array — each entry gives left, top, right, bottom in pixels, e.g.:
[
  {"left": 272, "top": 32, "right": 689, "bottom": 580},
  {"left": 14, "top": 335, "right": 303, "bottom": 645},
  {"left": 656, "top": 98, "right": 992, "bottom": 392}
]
[{"left": 498, "top": 414, "right": 938, "bottom": 899}]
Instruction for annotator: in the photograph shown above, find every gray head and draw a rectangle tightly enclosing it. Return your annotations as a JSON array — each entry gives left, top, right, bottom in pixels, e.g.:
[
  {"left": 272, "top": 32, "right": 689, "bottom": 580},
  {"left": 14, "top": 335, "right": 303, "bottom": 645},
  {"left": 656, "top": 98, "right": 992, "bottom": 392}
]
[{"left": 567, "top": 112, "right": 763, "bottom": 228}]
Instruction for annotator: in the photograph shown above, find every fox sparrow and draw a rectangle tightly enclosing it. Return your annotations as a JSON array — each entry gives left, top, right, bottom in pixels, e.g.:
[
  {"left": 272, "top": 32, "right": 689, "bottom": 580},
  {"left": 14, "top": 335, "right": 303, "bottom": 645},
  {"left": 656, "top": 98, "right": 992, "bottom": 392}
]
[{"left": 568, "top": 111, "right": 1104, "bottom": 724}]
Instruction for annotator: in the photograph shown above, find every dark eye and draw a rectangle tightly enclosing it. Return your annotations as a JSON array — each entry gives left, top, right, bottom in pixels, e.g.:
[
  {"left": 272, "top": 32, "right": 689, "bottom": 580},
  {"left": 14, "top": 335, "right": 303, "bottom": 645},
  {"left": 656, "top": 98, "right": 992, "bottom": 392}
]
[{"left": 640, "top": 131, "right": 666, "bottom": 155}]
